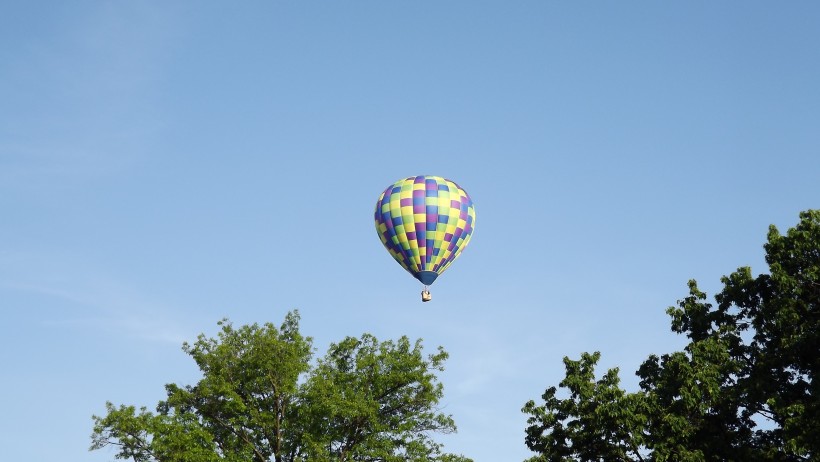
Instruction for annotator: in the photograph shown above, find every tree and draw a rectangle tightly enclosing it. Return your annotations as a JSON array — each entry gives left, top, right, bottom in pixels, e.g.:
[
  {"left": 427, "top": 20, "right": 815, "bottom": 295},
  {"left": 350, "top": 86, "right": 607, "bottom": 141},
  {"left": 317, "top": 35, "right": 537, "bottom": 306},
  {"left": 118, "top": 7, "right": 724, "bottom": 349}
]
[
  {"left": 91, "top": 311, "right": 471, "bottom": 462},
  {"left": 523, "top": 210, "right": 820, "bottom": 461}
]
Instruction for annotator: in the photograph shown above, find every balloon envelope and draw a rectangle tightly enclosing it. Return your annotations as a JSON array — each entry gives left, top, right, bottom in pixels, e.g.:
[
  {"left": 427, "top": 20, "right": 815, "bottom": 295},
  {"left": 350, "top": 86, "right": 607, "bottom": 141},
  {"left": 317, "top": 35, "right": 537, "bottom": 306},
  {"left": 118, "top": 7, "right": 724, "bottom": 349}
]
[{"left": 374, "top": 175, "right": 475, "bottom": 285}]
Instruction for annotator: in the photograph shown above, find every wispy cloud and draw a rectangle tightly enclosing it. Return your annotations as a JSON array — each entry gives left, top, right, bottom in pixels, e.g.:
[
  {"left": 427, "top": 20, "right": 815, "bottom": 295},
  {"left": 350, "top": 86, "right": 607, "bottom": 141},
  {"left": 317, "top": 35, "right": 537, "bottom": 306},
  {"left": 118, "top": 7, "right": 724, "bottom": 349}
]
[
  {"left": 0, "top": 249, "right": 193, "bottom": 345},
  {"left": 0, "top": 2, "right": 176, "bottom": 191}
]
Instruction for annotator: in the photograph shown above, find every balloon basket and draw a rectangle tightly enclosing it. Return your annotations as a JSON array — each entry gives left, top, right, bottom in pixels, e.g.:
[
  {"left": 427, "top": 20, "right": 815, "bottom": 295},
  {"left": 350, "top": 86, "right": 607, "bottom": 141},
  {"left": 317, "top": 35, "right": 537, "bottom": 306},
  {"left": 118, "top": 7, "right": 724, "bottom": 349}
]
[{"left": 421, "top": 288, "right": 432, "bottom": 302}]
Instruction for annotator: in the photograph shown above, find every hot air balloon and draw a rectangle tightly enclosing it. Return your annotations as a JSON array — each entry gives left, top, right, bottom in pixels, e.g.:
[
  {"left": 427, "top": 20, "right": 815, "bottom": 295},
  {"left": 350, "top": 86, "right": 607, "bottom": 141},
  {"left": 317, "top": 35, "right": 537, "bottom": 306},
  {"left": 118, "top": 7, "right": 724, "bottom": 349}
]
[{"left": 374, "top": 175, "right": 476, "bottom": 302}]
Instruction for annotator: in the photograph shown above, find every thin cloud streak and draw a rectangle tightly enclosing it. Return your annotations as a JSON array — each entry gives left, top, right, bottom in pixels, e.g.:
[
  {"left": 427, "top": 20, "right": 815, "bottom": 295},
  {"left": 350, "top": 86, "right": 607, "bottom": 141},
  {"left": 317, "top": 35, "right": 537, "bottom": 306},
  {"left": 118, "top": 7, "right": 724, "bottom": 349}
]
[
  {"left": 1, "top": 250, "right": 193, "bottom": 346},
  {"left": 0, "top": 2, "right": 174, "bottom": 192}
]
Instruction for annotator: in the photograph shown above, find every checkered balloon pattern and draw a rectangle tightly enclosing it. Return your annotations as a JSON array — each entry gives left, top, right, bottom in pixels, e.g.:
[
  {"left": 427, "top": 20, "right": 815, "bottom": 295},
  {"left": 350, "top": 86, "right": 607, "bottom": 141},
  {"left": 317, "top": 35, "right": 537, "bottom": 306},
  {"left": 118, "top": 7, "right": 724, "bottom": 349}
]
[{"left": 374, "top": 175, "right": 475, "bottom": 285}]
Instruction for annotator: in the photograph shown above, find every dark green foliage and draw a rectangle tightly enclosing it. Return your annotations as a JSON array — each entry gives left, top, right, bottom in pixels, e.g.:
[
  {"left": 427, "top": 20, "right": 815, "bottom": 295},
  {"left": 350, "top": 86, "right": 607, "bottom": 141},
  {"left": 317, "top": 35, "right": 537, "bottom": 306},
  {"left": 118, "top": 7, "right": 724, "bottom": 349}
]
[
  {"left": 523, "top": 210, "right": 820, "bottom": 461},
  {"left": 91, "top": 312, "right": 471, "bottom": 462},
  {"left": 522, "top": 353, "right": 648, "bottom": 462}
]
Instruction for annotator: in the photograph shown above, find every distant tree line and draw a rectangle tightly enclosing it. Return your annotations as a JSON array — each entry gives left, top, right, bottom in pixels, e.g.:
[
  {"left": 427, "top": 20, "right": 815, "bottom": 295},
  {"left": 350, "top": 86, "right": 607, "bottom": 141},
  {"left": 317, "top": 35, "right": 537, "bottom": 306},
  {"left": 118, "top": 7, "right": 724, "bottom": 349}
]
[
  {"left": 523, "top": 210, "right": 819, "bottom": 461},
  {"left": 92, "top": 210, "right": 819, "bottom": 461},
  {"left": 91, "top": 312, "right": 472, "bottom": 462}
]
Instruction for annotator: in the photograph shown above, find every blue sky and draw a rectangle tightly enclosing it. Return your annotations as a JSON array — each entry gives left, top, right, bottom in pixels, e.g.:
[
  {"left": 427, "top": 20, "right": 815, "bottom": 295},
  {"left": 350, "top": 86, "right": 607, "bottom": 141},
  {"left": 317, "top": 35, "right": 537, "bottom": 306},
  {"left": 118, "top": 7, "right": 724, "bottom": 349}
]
[{"left": 2, "top": 2, "right": 819, "bottom": 461}]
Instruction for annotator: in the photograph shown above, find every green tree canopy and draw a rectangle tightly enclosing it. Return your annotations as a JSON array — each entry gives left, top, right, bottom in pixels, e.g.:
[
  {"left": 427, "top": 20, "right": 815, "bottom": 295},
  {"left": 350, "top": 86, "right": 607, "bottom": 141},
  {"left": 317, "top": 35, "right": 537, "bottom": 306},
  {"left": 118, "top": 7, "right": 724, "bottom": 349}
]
[
  {"left": 523, "top": 210, "right": 820, "bottom": 461},
  {"left": 91, "top": 312, "right": 471, "bottom": 462}
]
